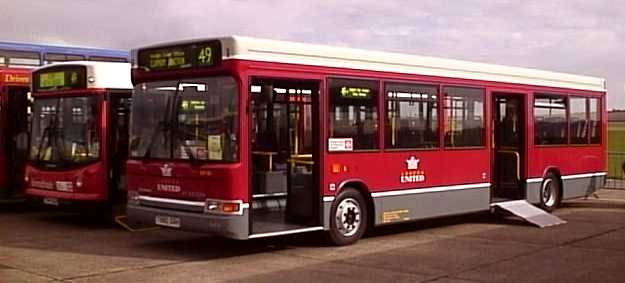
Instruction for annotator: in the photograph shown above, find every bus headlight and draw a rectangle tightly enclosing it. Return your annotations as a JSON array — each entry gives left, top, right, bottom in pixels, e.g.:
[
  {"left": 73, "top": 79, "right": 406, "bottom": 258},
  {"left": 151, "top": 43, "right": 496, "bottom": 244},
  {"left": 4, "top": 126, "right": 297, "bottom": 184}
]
[
  {"left": 75, "top": 177, "right": 83, "bottom": 188},
  {"left": 204, "top": 199, "right": 243, "bottom": 215},
  {"left": 24, "top": 174, "right": 29, "bottom": 183},
  {"left": 127, "top": 191, "right": 140, "bottom": 205}
]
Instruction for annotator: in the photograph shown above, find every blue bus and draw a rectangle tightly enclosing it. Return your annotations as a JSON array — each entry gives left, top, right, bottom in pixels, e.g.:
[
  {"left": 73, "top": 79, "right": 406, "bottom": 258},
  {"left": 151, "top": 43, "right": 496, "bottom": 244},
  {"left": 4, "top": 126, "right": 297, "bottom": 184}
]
[{"left": 0, "top": 41, "right": 128, "bottom": 67}]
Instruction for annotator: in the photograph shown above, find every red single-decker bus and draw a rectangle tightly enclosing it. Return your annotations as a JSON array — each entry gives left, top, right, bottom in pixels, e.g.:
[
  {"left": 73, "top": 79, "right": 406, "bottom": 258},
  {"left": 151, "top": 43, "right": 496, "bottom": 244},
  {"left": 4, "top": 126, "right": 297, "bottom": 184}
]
[
  {"left": 126, "top": 37, "right": 606, "bottom": 245},
  {"left": 25, "top": 62, "right": 132, "bottom": 211}
]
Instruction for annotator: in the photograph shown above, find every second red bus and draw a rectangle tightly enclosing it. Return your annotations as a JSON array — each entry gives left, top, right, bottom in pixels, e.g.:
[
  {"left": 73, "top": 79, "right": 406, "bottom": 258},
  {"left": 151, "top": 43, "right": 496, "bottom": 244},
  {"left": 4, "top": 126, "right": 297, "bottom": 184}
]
[{"left": 25, "top": 61, "right": 132, "bottom": 212}]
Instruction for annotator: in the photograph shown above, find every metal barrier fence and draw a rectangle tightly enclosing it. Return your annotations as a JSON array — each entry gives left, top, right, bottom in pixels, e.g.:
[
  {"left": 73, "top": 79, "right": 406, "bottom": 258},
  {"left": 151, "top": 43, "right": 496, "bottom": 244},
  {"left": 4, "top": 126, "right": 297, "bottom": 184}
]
[{"left": 606, "top": 151, "right": 625, "bottom": 189}]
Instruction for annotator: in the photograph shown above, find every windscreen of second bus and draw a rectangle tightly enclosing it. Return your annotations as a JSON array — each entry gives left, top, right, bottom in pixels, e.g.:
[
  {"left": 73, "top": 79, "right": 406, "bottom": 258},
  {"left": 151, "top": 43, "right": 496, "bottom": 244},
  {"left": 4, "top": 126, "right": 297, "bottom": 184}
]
[
  {"left": 30, "top": 96, "right": 101, "bottom": 168},
  {"left": 129, "top": 76, "right": 239, "bottom": 162}
]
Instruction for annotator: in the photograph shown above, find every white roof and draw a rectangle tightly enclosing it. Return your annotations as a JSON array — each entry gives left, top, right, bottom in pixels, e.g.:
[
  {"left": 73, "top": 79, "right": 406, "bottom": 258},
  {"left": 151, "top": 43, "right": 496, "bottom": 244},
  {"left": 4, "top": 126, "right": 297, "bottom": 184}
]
[
  {"left": 34, "top": 61, "right": 132, "bottom": 90},
  {"left": 136, "top": 36, "right": 606, "bottom": 92}
]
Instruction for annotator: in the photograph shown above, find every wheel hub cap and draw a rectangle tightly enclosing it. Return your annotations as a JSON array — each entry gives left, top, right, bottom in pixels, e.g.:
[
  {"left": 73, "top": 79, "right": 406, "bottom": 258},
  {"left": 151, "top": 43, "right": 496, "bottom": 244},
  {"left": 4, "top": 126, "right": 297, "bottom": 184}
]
[
  {"left": 335, "top": 198, "right": 361, "bottom": 237},
  {"left": 542, "top": 179, "right": 556, "bottom": 207}
]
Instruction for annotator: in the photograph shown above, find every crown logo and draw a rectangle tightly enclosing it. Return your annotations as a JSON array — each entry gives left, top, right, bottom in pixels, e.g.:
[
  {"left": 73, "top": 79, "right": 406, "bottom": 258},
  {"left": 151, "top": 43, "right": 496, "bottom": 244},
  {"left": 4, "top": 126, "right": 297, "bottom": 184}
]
[
  {"left": 406, "top": 156, "right": 420, "bottom": 170},
  {"left": 160, "top": 164, "right": 172, "bottom": 177}
]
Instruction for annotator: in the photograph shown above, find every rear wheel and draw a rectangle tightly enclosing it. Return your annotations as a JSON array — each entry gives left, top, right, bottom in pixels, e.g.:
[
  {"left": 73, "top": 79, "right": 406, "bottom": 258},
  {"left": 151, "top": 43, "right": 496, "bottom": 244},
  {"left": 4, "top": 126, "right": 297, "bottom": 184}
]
[
  {"left": 327, "top": 188, "right": 368, "bottom": 246},
  {"left": 539, "top": 173, "right": 561, "bottom": 212}
]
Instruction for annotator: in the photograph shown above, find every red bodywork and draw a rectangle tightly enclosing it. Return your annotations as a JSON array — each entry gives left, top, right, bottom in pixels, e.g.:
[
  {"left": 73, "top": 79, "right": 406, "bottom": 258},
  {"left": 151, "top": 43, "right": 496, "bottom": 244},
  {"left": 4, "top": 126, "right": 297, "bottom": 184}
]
[
  {"left": 0, "top": 67, "right": 31, "bottom": 196},
  {"left": 127, "top": 59, "right": 606, "bottom": 203},
  {"left": 24, "top": 89, "right": 111, "bottom": 202}
]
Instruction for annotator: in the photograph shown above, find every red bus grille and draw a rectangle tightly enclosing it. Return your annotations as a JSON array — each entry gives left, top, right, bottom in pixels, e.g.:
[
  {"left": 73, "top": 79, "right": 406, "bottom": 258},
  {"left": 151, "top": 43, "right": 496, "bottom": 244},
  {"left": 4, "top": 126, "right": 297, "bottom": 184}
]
[{"left": 138, "top": 196, "right": 205, "bottom": 213}]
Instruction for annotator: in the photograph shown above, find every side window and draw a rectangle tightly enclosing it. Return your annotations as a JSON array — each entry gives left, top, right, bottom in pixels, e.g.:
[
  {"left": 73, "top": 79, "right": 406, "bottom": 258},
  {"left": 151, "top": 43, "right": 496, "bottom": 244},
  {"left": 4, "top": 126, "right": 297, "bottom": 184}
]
[
  {"left": 328, "top": 78, "right": 379, "bottom": 150},
  {"left": 89, "top": 56, "right": 128, "bottom": 63},
  {"left": 45, "top": 53, "right": 86, "bottom": 63},
  {"left": 443, "top": 86, "right": 484, "bottom": 147},
  {"left": 534, "top": 95, "right": 567, "bottom": 145},
  {"left": 385, "top": 83, "right": 438, "bottom": 149},
  {"left": 589, "top": 98, "right": 601, "bottom": 144},
  {"left": 569, "top": 97, "right": 588, "bottom": 144},
  {"left": 0, "top": 50, "right": 41, "bottom": 67}
]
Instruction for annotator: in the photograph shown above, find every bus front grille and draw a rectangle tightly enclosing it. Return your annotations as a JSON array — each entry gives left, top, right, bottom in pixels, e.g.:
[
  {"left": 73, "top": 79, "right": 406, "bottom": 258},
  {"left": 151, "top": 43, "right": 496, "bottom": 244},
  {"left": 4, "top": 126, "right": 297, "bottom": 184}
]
[{"left": 138, "top": 195, "right": 205, "bottom": 213}]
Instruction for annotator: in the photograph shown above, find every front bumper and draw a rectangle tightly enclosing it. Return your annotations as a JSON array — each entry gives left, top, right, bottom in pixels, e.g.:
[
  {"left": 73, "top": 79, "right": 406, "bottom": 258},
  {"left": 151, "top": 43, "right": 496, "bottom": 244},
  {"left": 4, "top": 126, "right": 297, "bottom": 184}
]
[
  {"left": 25, "top": 187, "right": 106, "bottom": 202},
  {"left": 127, "top": 204, "right": 249, "bottom": 240}
]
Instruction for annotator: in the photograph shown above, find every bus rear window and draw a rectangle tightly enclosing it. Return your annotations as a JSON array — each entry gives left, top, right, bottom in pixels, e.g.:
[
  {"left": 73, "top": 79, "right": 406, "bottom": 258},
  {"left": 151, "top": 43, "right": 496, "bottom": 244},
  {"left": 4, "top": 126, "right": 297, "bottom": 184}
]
[
  {"left": 569, "top": 97, "right": 588, "bottom": 144},
  {"left": 589, "top": 98, "right": 600, "bottom": 144}
]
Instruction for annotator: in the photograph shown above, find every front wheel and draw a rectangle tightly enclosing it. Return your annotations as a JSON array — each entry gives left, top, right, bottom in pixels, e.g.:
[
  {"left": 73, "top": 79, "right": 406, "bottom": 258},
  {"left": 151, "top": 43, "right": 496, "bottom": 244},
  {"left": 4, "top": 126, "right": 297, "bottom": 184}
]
[
  {"left": 327, "top": 188, "right": 368, "bottom": 246},
  {"left": 539, "top": 173, "right": 561, "bottom": 212}
]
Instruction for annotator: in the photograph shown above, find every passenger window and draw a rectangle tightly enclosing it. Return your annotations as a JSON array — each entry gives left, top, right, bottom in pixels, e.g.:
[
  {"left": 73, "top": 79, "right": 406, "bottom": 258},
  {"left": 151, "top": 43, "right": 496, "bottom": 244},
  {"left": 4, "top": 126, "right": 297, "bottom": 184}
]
[
  {"left": 385, "top": 83, "right": 438, "bottom": 149},
  {"left": 443, "top": 86, "right": 484, "bottom": 147},
  {"left": 569, "top": 97, "right": 588, "bottom": 144},
  {"left": 589, "top": 98, "right": 601, "bottom": 144},
  {"left": 89, "top": 56, "right": 128, "bottom": 63},
  {"left": 45, "top": 53, "right": 86, "bottom": 63},
  {"left": 534, "top": 95, "right": 567, "bottom": 145},
  {"left": 328, "top": 78, "right": 379, "bottom": 150},
  {"left": 0, "top": 50, "right": 41, "bottom": 66}
]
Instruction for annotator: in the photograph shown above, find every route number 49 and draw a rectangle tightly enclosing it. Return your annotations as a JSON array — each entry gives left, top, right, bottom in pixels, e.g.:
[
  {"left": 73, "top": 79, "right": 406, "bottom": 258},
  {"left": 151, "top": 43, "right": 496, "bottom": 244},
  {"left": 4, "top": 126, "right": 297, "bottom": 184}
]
[{"left": 197, "top": 47, "right": 213, "bottom": 65}]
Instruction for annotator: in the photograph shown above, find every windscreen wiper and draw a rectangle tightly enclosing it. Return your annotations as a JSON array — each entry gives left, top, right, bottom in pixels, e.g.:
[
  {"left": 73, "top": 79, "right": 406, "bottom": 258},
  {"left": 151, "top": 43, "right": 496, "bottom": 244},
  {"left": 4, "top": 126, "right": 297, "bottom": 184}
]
[
  {"left": 37, "top": 124, "right": 70, "bottom": 165},
  {"left": 143, "top": 83, "right": 178, "bottom": 159},
  {"left": 171, "top": 82, "right": 197, "bottom": 162},
  {"left": 36, "top": 99, "right": 62, "bottom": 163},
  {"left": 142, "top": 120, "right": 171, "bottom": 159},
  {"left": 36, "top": 126, "right": 52, "bottom": 162},
  {"left": 141, "top": 81, "right": 198, "bottom": 163}
]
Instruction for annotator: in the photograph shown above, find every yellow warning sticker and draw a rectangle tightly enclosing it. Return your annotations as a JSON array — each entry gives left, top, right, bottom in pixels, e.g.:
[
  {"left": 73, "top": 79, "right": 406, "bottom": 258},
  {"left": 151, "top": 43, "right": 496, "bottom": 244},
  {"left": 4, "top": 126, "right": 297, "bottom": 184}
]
[{"left": 382, "top": 209, "right": 410, "bottom": 223}]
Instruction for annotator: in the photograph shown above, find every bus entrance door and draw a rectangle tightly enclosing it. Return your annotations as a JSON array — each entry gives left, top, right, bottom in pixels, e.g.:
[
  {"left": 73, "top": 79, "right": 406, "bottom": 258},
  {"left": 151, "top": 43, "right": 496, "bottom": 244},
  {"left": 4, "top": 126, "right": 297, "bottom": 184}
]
[
  {"left": 250, "top": 78, "right": 322, "bottom": 236},
  {"left": 0, "top": 86, "right": 29, "bottom": 199},
  {"left": 108, "top": 93, "right": 132, "bottom": 204},
  {"left": 492, "top": 94, "right": 524, "bottom": 201}
]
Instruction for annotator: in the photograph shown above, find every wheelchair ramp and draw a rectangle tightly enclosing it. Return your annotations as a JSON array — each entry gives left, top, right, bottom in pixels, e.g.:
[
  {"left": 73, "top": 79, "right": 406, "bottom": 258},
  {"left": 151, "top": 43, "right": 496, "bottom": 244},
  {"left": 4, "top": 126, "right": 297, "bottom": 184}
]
[{"left": 492, "top": 200, "right": 566, "bottom": 228}]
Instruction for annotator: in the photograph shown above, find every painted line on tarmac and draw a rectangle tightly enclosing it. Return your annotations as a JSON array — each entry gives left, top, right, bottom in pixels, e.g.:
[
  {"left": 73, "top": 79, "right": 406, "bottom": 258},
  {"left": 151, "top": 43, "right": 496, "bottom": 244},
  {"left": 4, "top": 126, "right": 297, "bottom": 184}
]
[{"left": 114, "top": 215, "right": 161, "bottom": 232}]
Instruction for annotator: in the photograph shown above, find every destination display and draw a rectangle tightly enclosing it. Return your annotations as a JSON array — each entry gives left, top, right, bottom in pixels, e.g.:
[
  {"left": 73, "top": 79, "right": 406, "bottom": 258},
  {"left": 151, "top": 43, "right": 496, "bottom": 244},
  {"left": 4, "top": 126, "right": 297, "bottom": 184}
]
[
  {"left": 137, "top": 40, "right": 222, "bottom": 71},
  {"left": 2, "top": 73, "right": 30, "bottom": 84},
  {"left": 340, "top": 86, "right": 372, "bottom": 99},
  {"left": 33, "top": 66, "right": 86, "bottom": 92},
  {"left": 329, "top": 78, "right": 378, "bottom": 102}
]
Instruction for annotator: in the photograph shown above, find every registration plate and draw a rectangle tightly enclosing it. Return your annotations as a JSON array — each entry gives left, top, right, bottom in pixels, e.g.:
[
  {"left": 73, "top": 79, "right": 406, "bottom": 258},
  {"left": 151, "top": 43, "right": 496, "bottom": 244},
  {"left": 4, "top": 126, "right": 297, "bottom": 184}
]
[
  {"left": 43, "top": 197, "right": 59, "bottom": 206},
  {"left": 155, "top": 215, "right": 181, "bottom": 228}
]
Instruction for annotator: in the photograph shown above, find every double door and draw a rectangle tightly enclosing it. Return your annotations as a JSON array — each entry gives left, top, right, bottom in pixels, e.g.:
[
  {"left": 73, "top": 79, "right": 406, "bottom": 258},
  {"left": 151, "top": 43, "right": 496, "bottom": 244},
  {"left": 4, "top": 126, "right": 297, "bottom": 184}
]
[{"left": 250, "top": 78, "right": 321, "bottom": 234}]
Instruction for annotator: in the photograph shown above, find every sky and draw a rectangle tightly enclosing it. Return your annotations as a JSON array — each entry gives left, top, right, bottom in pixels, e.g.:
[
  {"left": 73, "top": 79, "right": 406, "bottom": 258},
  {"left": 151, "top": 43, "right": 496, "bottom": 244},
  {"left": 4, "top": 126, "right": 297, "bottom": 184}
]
[{"left": 2, "top": 0, "right": 624, "bottom": 109}]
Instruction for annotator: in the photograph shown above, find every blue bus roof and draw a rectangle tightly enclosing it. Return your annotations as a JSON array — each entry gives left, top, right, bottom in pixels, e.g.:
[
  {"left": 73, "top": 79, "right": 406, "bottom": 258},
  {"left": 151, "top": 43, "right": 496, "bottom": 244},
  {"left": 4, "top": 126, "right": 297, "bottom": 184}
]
[{"left": 0, "top": 41, "right": 128, "bottom": 58}]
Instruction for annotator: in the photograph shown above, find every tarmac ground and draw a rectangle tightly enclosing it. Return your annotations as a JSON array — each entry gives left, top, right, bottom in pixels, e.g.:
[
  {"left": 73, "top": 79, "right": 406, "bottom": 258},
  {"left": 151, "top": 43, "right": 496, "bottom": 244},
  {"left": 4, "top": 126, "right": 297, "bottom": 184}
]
[{"left": 1, "top": 189, "right": 625, "bottom": 282}]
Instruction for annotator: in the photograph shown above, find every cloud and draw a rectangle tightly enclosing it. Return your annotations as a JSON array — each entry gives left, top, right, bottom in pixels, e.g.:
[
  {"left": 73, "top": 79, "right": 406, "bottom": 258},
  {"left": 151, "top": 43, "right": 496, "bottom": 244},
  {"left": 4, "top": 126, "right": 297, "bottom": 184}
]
[{"left": 1, "top": 0, "right": 624, "bottom": 108}]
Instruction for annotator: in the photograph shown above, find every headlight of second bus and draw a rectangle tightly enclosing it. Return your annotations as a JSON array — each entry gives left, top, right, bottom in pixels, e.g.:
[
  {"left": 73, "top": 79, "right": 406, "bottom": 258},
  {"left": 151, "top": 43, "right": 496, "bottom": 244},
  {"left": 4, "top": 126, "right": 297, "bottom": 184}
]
[
  {"left": 127, "top": 191, "right": 140, "bottom": 205},
  {"left": 204, "top": 199, "right": 244, "bottom": 215}
]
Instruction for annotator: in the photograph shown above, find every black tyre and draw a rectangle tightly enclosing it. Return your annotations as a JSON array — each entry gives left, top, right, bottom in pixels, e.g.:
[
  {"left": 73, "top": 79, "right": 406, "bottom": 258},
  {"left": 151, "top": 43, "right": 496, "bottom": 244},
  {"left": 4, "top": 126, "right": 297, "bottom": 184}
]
[
  {"left": 327, "top": 188, "right": 368, "bottom": 246},
  {"left": 539, "top": 172, "right": 561, "bottom": 212}
]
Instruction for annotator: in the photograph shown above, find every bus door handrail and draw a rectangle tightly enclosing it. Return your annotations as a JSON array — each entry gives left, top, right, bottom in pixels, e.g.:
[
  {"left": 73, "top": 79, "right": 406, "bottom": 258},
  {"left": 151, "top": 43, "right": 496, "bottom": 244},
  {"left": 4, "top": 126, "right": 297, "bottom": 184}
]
[
  {"left": 497, "top": 149, "right": 520, "bottom": 180},
  {"left": 252, "top": 151, "right": 277, "bottom": 171}
]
